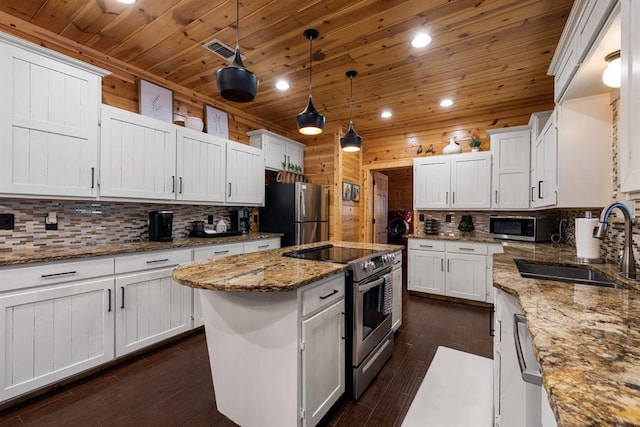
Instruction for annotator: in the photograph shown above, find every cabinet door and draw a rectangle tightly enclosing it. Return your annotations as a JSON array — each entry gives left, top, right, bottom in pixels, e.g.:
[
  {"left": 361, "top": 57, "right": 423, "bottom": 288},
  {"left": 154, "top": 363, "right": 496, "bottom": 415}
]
[
  {"left": 115, "top": 267, "right": 191, "bottom": 357},
  {"left": 533, "top": 116, "right": 557, "bottom": 208},
  {"left": 100, "top": 105, "right": 177, "bottom": 200},
  {"left": 286, "top": 141, "right": 305, "bottom": 173},
  {"left": 176, "top": 127, "right": 226, "bottom": 204},
  {"left": 0, "top": 43, "right": 100, "bottom": 198},
  {"left": 446, "top": 253, "right": 487, "bottom": 302},
  {"left": 391, "top": 258, "right": 402, "bottom": 331},
  {"left": 413, "top": 157, "right": 450, "bottom": 209},
  {"left": 263, "top": 134, "right": 287, "bottom": 170},
  {"left": 301, "top": 298, "right": 345, "bottom": 427},
  {"left": 620, "top": 0, "right": 640, "bottom": 198},
  {"left": 0, "top": 278, "right": 114, "bottom": 401},
  {"left": 226, "top": 141, "right": 265, "bottom": 206},
  {"left": 450, "top": 153, "right": 492, "bottom": 209},
  {"left": 491, "top": 130, "right": 531, "bottom": 210},
  {"left": 407, "top": 249, "right": 445, "bottom": 295}
]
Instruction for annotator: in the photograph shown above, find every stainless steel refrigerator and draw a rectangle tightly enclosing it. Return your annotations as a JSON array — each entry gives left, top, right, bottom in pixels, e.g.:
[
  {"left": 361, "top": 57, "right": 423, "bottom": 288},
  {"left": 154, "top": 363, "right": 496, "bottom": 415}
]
[{"left": 259, "top": 183, "right": 329, "bottom": 247}]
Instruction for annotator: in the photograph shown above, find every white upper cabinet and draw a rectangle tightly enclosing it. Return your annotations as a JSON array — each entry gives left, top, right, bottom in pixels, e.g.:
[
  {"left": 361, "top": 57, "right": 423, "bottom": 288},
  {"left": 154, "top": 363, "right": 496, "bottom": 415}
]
[
  {"left": 450, "top": 153, "right": 492, "bottom": 209},
  {"left": 620, "top": 0, "right": 640, "bottom": 199},
  {"left": 226, "top": 141, "right": 265, "bottom": 206},
  {"left": 414, "top": 153, "right": 491, "bottom": 210},
  {"left": 414, "top": 157, "right": 451, "bottom": 209},
  {"left": 489, "top": 127, "right": 531, "bottom": 210},
  {"left": 247, "top": 129, "right": 305, "bottom": 172},
  {"left": 0, "top": 33, "right": 107, "bottom": 199},
  {"left": 548, "top": 0, "right": 618, "bottom": 102},
  {"left": 176, "top": 127, "right": 226, "bottom": 204},
  {"left": 530, "top": 96, "right": 612, "bottom": 209},
  {"left": 100, "top": 105, "right": 177, "bottom": 201}
]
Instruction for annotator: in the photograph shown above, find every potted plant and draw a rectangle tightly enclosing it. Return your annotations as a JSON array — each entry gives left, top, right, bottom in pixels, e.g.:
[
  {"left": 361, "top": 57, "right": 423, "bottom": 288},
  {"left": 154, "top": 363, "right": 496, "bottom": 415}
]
[{"left": 470, "top": 134, "right": 482, "bottom": 152}]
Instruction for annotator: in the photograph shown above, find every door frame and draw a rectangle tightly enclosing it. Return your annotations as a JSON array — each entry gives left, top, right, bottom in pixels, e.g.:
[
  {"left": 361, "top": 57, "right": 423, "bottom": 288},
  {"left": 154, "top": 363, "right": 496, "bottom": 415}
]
[{"left": 362, "top": 159, "right": 413, "bottom": 243}]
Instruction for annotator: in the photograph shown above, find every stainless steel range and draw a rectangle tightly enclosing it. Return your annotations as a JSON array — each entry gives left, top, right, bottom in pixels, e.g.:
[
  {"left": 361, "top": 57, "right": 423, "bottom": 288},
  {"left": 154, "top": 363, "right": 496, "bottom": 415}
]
[{"left": 283, "top": 244, "right": 395, "bottom": 399}]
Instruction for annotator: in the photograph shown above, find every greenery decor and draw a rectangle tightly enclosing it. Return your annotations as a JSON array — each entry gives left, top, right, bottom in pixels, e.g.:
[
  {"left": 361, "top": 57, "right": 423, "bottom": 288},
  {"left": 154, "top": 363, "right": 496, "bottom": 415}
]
[{"left": 469, "top": 135, "right": 482, "bottom": 148}]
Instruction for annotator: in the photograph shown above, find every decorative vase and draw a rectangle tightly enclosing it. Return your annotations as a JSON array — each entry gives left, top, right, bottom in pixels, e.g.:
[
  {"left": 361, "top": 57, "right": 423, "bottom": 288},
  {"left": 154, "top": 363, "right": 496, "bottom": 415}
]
[
  {"left": 443, "top": 136, "right": 461, "bottom": 154},
  {"left": 472, "top": 147, "right": 480, "bottom": 152},
  {"left": 458, "top": 215, "right": 474, "bottom": 232}
]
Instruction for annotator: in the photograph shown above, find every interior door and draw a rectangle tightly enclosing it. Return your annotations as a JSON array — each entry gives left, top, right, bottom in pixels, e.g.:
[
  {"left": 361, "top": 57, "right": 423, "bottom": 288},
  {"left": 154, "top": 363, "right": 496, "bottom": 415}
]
[{"left": 373, "top": 172, "right": 389, "bottom": 243}]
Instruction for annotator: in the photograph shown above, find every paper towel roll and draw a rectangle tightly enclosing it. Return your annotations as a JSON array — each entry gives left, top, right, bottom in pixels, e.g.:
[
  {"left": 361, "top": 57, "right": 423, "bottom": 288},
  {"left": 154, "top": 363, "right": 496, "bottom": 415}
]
[{"left": 575, "top": 218, "right": 600, "bottom": 259}]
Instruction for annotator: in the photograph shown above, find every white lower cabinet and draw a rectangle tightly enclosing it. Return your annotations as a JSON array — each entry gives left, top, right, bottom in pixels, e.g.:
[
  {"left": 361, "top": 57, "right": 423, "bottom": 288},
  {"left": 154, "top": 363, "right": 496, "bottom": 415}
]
[
  {"left": 198, "top": 272, "right": 344, "bottom": 426},
  {"left": 408, "top": 239, "right": 498, "bottom": 303},
  {"left": 494, "top": 288, "right": 556, "bottom": 427},
  {"left": 0, "top": 259, "right": 115, "bottom": 402},
  {"left": 114, "top": 249, "right": 192, "bottom": 357},
  {"left": 301, "top": 297, "right": 345, "bottom": 426},
  {"left": 391, "top": 251, "right": 402, "bottom": 332}
]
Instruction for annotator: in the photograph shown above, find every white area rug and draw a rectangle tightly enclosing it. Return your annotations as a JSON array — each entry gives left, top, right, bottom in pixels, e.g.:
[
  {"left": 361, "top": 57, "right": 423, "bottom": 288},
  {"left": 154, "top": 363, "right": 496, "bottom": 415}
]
[{"left": 401, "top": 346, "right": 493, "bottom": 427}]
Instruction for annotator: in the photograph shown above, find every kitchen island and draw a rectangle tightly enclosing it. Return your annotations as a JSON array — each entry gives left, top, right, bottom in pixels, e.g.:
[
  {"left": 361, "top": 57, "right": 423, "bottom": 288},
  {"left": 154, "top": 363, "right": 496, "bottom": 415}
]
[
  {"left": 494, "top": 242, "right": 640, "bottom": 426},
  {"left": 172, "top": 241, "right": 402, "bottom": 427}
]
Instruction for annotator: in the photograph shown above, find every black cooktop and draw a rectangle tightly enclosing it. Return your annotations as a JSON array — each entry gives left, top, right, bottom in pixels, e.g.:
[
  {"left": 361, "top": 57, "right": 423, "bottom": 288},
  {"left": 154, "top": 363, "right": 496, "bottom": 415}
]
[{"left": 283, "top": 244, "right": 379, "bottom": 264}]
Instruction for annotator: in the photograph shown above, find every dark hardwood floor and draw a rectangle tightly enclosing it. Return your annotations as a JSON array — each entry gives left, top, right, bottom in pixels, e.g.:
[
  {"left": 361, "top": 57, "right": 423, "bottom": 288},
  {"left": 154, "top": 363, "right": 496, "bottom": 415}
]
[{"left": 0, "top": 295, "right": 493, "bottom": 427}]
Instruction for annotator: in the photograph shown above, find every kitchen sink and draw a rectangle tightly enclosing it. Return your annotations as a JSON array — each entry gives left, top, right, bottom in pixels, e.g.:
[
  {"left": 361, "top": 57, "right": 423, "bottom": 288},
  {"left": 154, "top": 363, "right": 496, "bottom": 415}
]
[{"left": 514, "top": 260, "right": 623, "bottom": 289}]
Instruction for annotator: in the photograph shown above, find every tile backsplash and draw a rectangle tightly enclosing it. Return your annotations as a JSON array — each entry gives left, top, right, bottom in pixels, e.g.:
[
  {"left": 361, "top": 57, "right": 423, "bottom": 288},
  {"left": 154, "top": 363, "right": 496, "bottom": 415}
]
[{"left": 0, "top": 199, "right": 235, "bottom": 250}]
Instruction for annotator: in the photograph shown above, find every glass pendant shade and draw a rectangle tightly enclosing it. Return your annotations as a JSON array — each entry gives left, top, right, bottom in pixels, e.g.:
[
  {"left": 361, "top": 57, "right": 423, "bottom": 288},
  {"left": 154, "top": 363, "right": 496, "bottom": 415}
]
[
  {"left": 340, "top": 122, "right": 362, "bottom": 152},
  {"left": 340, "top": 70, "right": 362, "bottom": 152},
  {"left": 297, "top": 29, "right": 325, "bottom": 135},
  {"left": 216, "top": 0, "right": 258, "bottom": 103},
  {"left": 602, "top": 50, "right": 621, "bottom": 88}
]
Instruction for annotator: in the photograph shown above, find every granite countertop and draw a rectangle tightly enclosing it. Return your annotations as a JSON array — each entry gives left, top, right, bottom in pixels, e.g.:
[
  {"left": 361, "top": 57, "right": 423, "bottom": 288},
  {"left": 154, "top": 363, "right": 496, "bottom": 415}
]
[
  {"left": 408, "top": 234, "right": 501, "bottom": 244},
  {"left": 0, "top": 232, "right": 282, "bottom": 266},
  {"left": 172, "top": 241, "right": 403, "bottom": 292},
  {"left": 494, "top": 242, "right": 640, "bottom": 426}
]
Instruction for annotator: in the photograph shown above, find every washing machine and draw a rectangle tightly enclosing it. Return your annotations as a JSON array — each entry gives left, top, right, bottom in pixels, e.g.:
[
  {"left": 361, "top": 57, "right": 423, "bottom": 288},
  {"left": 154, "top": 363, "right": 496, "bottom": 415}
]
[{"left": 388, "top": 210, "right": 413, "bottom": 245}]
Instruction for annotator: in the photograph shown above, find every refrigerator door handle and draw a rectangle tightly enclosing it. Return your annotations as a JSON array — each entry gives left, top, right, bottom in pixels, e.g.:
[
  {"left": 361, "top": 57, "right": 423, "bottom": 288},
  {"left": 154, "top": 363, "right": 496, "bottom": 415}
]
[{"left": 300, "top": 190, "right": 306, "bottom": 220}]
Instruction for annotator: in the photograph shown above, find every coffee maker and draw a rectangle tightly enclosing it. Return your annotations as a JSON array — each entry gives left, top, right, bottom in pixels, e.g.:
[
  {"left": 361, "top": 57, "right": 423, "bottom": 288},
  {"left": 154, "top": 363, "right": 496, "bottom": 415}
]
[
  {"left": 149, "top": 211, "right": 173, "bottom": 242},
  {"left": 231, "top": 209, "right": 251, "bottom": 234}
]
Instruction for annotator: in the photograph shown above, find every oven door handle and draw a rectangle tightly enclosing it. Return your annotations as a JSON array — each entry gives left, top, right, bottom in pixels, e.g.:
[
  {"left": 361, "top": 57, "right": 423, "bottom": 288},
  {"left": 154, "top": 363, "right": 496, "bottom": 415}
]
[{"left": 358, "top": 276, "right": 386, "bottom": 294}]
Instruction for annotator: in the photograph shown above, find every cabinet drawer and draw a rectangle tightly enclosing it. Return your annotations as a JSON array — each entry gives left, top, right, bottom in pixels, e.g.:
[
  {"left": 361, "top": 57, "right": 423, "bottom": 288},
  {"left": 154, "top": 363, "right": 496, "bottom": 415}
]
[
  {"left": 300, "top": 274, "right": 345, "bottom": 318},
  {"left": 193, "top": 243, "right": 244, "bottom": 261},
  {"left": 115, "top": 249, "right": 192, "bottom": 274},
  {"left": 408, "top": 239, "right": 446, "bottom": 252},
  {"left": 244, "top": 238, "right": 280, "bottom": 253},
  {"left": 445, "top": 241, "right": 488, "bottom": 255},
  {"left": 0, "top": 257, "right": 114, "bottom": 293}
]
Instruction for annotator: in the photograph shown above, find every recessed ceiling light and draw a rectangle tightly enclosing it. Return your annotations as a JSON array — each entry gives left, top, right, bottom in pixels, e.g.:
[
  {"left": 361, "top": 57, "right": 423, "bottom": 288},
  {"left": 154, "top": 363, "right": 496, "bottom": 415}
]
[
  {"left": 275, "top": 79, "right": 290, "bottom": 90},
  {"left": 440, "top": 98, "right": 454, "bottom": 107},
  {"left": 411, "top": 32, "right": 432, "bottom": 48},
  {"left": 117, "top": 0, "right": 136, "bottom": 4},
  {"left": 381, "top": 110, "right": 393, "bottom": 118}
]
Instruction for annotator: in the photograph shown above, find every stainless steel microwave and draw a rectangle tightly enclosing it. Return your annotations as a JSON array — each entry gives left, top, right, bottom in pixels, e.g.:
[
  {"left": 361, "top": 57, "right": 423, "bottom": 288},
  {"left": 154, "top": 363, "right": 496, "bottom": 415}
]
[{"left": 489, "top": 216, "right": 556, "bottom": 242}]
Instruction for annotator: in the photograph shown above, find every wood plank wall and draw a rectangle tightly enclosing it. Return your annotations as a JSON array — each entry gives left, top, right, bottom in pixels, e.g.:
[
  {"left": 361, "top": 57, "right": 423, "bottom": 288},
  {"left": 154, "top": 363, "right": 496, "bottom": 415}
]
[
  {"left": 386, "top": 168, "right": 414, "bottom": 212},
  {"left": 338, "top": 145, "right": 363, "bottom": 242}
]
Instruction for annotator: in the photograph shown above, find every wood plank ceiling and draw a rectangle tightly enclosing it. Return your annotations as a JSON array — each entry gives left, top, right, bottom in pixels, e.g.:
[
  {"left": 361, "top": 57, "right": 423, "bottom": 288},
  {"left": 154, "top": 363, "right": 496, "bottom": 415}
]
[{"left": 0, "top": 0, "right": 574, "bottom": 137}]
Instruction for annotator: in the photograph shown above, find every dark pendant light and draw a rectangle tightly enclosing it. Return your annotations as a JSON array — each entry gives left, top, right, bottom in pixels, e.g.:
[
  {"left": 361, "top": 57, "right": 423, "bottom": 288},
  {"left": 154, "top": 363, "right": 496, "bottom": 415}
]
[
  {"left": 296, "top": 29, "right": 325, "bottom": 135},
  {"left": 340, "top": 70, "right": 362, "bottom": 152},
  {"left": 216, "top": 0, "right": 258, "bottom": 102}
]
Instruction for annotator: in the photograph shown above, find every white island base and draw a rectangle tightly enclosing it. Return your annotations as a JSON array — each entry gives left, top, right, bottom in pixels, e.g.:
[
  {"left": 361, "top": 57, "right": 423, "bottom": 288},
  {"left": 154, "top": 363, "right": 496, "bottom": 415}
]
[{"left": 198, "top": 273, "right": 346, "bottom": 427}]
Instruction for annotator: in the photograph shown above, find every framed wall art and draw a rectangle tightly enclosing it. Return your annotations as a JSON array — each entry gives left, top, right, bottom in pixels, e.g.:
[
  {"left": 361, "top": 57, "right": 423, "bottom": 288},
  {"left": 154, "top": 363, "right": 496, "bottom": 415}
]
[
  {"left": 351, "top": 184, "right": 360, "bottom": 202},
  {"left": 139, "top": 79, "right": 173, "bottom": 123},
  {"left": 205, "top": 105, "right": 229, "bottom": 139},
  {"left": 342, "top": 182, "right": 352, "bottom": 201}
]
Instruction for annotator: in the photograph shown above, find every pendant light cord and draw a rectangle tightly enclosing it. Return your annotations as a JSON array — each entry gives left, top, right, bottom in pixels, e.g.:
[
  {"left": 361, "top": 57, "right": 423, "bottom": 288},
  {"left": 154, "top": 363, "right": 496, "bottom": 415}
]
[
  {"left": 349, "top": 75, "right": 354, "bottom": 123},
  {"left": 308, "top": 35, "right": 313, "bottom": 96},
  {"left": 235, "top": 0, "right": 240, "bottom": 48}
]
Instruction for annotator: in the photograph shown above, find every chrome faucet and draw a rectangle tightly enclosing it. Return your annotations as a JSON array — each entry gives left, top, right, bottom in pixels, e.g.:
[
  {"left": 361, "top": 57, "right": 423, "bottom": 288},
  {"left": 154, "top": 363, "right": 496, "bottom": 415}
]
[{"left": 594, "top": 202, "right": 636, "bottom": 279}]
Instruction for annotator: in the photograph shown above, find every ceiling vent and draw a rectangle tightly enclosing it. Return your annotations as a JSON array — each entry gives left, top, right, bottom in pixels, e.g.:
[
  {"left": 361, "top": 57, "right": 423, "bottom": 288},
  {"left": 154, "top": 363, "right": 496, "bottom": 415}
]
[{"left": 203, "top": 39, "right": 245, "bottom": 62}]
